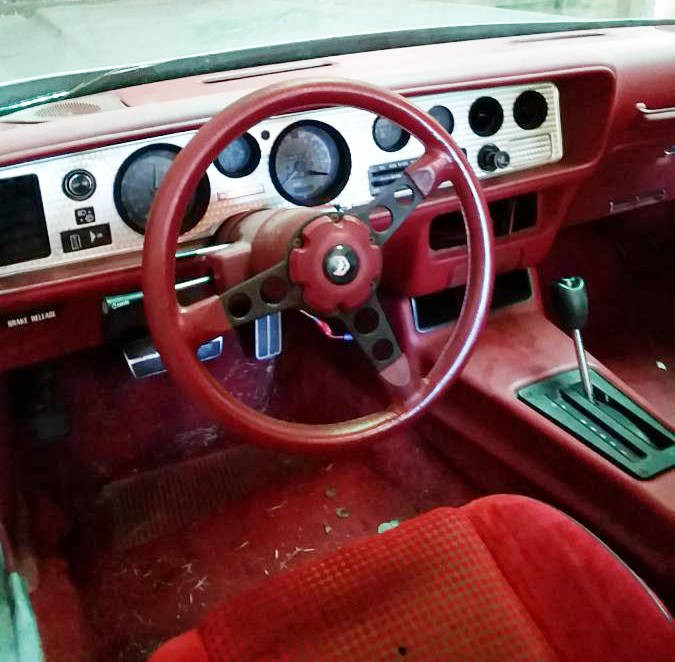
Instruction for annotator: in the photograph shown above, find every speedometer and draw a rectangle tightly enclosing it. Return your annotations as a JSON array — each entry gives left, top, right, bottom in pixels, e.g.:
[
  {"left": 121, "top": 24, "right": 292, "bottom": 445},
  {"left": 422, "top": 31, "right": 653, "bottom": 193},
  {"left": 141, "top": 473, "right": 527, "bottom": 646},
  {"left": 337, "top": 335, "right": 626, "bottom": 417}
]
[{"left": 270, "top": 121, "right": 350, "bottom": 206}]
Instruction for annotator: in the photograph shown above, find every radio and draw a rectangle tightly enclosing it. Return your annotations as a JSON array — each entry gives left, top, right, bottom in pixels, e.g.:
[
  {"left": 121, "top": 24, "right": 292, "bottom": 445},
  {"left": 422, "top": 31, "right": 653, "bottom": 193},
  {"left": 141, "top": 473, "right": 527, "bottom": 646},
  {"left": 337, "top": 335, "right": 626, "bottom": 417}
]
[{"left": 0, "top": 174, "right": 51, "bottom": 267}]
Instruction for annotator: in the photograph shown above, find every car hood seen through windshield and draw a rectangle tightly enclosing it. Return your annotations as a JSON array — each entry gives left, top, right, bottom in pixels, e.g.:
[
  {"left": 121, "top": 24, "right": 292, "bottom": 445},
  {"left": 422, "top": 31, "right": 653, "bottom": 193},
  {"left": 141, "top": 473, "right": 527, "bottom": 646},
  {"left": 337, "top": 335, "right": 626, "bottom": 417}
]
[{"left": 1, "top": 0, "right": 572, "bottom": 86}]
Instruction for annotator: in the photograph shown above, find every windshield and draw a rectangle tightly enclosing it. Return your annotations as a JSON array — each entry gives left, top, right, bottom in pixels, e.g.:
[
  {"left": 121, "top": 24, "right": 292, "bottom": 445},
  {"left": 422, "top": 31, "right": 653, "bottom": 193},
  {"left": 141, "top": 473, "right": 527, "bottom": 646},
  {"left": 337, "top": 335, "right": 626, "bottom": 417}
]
[{"left": 1, "top": 0, "right": 674, "bottom": 114}]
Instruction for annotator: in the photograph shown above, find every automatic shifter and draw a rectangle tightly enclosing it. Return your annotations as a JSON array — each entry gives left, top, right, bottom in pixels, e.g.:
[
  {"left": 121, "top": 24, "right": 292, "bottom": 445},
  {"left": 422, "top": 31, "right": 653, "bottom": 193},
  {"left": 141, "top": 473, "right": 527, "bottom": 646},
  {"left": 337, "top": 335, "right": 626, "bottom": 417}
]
[
  {"left": 518, "top": 276, "right": 673, "bottom": 479},
  {"left": 551, "top": 276, "right": 595, "bottom": 402}
]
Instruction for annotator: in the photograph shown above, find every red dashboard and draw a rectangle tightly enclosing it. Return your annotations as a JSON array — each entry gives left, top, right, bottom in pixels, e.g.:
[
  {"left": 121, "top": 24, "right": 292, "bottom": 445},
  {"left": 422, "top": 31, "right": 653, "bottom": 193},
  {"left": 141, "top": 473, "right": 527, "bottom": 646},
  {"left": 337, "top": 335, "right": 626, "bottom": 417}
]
[{"left": 1, "top": 25, "right": 675, "bottom": 373}]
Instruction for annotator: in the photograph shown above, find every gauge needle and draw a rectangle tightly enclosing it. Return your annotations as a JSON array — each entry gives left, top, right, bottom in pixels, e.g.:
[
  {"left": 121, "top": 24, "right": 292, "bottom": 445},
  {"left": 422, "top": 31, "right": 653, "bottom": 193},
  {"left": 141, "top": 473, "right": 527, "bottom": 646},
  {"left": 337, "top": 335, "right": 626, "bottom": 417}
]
[
  {"left": 307, "top": 169, "right": 329, "bottom": 176},
  {"left": 152, "top": 164, "right": 160, "bottom": 192},
  {"left": 282, "top": 167, "right": 299, "bottom": 185}
]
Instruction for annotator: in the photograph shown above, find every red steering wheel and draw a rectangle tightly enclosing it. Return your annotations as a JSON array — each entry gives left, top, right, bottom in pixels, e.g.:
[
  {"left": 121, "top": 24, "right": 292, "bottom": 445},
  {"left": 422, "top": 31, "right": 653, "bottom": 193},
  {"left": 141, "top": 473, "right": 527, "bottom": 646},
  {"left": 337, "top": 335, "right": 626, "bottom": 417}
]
[{"left": 142, "top": 79, "right": 494, "bottom": 452}]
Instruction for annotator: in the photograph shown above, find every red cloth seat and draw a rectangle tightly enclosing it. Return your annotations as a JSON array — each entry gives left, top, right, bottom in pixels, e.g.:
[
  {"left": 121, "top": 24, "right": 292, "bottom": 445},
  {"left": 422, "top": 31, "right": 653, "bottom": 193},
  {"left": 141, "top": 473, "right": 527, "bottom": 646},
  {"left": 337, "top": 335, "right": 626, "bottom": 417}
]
[{"left": 150, "top": 495, "right": 673, "bottom": 662}]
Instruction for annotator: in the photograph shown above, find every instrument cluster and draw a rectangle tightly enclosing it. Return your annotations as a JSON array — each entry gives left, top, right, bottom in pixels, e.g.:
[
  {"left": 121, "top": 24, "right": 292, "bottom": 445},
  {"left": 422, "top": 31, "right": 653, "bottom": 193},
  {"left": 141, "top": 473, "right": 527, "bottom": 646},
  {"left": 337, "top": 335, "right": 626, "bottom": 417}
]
[{"left": 0, "top": 82, "right": 562, "bottom": 278}]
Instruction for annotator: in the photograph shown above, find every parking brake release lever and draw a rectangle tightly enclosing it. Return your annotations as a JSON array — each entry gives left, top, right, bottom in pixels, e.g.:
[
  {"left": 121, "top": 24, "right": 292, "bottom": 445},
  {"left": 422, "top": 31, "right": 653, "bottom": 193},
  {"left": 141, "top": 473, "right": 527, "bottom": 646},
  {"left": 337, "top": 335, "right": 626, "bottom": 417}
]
[{"left": 551, "top": 276, "right": 595, "bottom": 403}]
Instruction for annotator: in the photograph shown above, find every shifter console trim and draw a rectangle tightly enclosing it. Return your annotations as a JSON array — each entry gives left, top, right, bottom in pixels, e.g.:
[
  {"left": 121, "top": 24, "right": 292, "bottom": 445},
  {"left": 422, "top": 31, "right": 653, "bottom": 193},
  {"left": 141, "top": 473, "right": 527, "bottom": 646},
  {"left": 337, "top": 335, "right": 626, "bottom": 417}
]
[{"left": 518, "top": 369, "right": 674, "bottom": 479}]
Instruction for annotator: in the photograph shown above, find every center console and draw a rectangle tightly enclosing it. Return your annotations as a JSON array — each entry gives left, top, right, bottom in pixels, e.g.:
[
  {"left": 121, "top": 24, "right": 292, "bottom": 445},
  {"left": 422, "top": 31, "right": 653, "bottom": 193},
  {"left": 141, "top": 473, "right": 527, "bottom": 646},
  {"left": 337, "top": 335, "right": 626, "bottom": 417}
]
[
  {"left": 518, "top": 275, "right": 673, "bottom": 479},
  {"left": 407, "top": 269, "right": 675, "bottom": 607}
]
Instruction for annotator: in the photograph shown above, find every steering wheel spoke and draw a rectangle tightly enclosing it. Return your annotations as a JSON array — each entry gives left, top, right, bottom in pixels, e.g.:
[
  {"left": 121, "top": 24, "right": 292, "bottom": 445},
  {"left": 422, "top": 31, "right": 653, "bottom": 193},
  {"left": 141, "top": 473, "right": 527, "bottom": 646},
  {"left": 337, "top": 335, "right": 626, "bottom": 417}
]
[
  {"left": 179, "top": 261, "right": 301, "bottom": 349},
  {"left": 338, "top": 293, "right": 417, "bottom": 401},
  {"left": 351, "top": 149, "right": 458, "bottom": 245},
  {"left": 220, "top": 261, "right": 302, "bottom": 328},
  {"left": 351, "top": 172, "right": 425, "bottom": 245}
]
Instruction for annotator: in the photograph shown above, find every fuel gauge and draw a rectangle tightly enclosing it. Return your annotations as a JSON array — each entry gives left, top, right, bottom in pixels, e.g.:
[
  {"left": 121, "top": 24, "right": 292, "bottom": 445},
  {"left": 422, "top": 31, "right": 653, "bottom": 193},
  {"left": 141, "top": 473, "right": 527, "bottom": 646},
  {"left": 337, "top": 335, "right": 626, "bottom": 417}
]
[
  {"left": 214, "top": 133, "right": 260, "bottom": 178},
  {"left": 372, "top": 116, "right": 409, "bottom": 152}
]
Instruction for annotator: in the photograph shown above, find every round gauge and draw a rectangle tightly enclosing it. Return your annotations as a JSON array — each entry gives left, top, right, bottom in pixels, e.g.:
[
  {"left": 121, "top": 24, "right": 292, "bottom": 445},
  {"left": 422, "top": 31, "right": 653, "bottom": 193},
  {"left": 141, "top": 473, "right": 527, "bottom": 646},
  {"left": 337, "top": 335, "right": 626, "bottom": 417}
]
[
  {"left": 513, "top": 90, "right": 548, "bottom": 130},
  {"left": 270, "top": 120, "right": 351, "bottom": 206},
  {"left": 214, "top": 133, "right": 260, "bottom": 178},
  {"left": 469, "top": 97, "right": 504, "bottom": 137},
  {"left": 114, "top": 144, "right": 210, "bottom": 234},
  {"left": 429, "top": 105, "right": 454, "bottom": 134},
  {"left": 372, "top": 116, "right": 410, "bottom": 152}
]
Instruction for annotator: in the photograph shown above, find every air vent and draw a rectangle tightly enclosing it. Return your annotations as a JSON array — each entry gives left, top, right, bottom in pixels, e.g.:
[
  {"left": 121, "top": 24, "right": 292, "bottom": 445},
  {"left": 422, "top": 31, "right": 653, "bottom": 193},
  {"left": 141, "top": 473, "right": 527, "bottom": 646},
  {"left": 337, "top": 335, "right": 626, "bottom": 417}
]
[
  {"left": 469, "top": 97, "right": 504, "bottom": 137},
  {"left": 428, "top": 210, "right": 465, "bottom": 250},
  {"left": 203, "top": 62, "right": 334, "bottom": 84},
  {"left": 513, "top": 90, "right": 548, "bottom": 130},
  {"left": 511, "top": 194, "right": 538, "bottom": 232},
  {"left": 429, "top": 193, "right": 538, "bottom": 250},
  {"left": 513, "top": 32, "right": 605, "bottom": 43}
]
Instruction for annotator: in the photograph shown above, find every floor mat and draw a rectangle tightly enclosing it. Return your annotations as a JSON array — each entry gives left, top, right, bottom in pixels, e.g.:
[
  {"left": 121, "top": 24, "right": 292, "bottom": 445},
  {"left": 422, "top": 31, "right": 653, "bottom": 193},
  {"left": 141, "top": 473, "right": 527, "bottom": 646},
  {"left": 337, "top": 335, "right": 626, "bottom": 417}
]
[
  {"left": 15, "top": 310, "right": 389, "bottom": 497},
  {"left": 62, "top": 431, "right": 480, "bottom": 662},
  {"left": 83, "top": 446, "right": 314, "bottom": 553}
]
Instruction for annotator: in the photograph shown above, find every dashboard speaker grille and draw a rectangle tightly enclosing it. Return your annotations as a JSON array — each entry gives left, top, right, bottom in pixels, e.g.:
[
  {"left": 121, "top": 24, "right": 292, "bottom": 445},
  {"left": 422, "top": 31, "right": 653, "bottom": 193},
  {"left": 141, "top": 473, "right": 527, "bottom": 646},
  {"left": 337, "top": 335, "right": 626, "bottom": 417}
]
[{"left": 34, "top": 101, "right": 103, "bottom": 118}]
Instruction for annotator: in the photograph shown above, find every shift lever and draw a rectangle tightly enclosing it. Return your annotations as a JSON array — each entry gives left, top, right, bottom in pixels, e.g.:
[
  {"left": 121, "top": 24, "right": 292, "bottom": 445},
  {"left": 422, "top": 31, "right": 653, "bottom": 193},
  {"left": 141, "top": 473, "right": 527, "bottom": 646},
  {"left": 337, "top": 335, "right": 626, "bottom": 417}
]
[{"left": 551, "top": 276, "right": 595, "bottom": 403}]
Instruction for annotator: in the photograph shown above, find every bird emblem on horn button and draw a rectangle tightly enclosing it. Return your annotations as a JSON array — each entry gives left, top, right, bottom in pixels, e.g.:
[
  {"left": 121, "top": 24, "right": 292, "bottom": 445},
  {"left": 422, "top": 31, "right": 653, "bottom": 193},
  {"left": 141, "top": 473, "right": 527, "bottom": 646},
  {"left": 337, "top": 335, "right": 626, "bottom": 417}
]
[{"left": 323, "top": 244, "right": 360, "bottom": 284}]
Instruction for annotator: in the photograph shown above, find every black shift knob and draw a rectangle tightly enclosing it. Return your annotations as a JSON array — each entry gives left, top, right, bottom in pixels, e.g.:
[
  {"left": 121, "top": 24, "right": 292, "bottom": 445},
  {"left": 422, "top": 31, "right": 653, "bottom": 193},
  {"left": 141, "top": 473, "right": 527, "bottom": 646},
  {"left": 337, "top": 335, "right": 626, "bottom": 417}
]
[{"left": 552, "top": 276, "right": 588, "bottom": 330}]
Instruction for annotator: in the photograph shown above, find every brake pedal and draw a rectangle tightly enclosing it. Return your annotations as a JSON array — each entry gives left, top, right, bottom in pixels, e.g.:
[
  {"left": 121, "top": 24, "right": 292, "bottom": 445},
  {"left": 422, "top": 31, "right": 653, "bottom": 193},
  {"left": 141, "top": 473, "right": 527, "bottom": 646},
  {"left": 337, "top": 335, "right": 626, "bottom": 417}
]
[{"left": 123, "top": 336, "right": 223, "bottom": 379}]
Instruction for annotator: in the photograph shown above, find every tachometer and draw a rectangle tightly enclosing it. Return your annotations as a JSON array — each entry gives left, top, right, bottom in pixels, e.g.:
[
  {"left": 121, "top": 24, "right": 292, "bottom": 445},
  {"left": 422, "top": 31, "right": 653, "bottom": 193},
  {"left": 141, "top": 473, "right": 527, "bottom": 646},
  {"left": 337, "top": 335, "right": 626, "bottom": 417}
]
[
  {"left": 114, "top": 144, "right": 211, "bottom": 234},
  {"left": 270, "top": 121, "right": 351, "bottom": 206}
]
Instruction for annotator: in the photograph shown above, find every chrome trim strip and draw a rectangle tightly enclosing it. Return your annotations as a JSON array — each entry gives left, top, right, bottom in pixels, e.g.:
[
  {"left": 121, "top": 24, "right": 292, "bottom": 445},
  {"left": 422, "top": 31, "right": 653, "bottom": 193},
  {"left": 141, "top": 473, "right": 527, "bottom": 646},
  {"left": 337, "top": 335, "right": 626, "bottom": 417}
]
[{"left": 103, "top": 274, "right": 212, "bottom": 312}]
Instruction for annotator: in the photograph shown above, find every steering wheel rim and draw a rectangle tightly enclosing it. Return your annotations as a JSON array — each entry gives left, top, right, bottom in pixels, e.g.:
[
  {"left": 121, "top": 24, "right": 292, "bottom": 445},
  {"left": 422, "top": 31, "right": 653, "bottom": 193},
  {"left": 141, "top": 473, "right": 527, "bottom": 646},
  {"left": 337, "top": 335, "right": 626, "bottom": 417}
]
[{"left": 142, "top": 78, "right": 494, "bottom": 452}]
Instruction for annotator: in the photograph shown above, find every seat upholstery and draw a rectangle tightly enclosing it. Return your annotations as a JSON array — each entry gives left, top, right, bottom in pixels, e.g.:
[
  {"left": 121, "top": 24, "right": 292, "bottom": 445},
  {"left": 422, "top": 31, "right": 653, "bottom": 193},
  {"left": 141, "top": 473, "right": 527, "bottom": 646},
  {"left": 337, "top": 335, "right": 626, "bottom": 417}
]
[{"left": 150, "top": 495, "right": 673, "bottom": 662}]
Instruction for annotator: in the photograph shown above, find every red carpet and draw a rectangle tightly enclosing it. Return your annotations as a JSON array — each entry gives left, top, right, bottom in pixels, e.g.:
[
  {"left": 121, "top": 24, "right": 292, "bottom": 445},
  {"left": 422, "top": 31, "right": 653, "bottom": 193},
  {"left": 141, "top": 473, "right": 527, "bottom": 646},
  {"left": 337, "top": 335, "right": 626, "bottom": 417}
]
[{"left": 32, "top": 431, "right": 480, "bottom": 662}]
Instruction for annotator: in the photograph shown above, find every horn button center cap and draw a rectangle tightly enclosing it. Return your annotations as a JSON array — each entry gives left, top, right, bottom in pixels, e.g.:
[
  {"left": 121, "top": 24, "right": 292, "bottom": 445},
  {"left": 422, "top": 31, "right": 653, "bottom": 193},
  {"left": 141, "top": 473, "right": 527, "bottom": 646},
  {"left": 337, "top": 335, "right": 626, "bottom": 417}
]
[
  {"left": 323, "top": 244, "right": 359, "bottom": 284},
  {"left": 289, "top": 214, "right": 382, "bottom": 315}
]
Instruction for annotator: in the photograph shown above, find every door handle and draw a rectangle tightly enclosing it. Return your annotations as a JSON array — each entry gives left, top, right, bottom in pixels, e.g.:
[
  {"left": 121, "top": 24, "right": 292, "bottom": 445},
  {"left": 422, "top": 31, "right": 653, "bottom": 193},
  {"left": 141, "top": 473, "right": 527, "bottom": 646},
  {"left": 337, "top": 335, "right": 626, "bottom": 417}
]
[{"left": 635, "top": 102, "right": 675, "bottom": 121}]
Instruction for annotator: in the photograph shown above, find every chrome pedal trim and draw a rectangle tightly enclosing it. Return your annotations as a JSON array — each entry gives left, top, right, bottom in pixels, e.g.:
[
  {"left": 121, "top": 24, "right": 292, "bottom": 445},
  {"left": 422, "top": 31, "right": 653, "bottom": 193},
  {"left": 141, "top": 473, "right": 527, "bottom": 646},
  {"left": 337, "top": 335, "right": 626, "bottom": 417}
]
[{"left": 124, "top": 335, "right": 223, "bottom": 379}]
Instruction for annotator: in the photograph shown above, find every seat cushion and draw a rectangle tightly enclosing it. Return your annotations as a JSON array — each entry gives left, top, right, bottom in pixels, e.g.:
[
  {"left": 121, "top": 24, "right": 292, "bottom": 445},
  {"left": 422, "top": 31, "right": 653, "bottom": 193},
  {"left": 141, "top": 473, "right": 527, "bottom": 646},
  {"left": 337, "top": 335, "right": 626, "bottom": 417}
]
[{"left": 150, "top": 495, "right": 673, "bottom": 662}]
